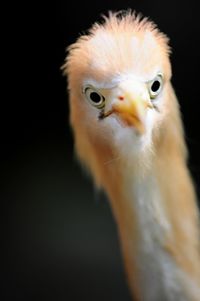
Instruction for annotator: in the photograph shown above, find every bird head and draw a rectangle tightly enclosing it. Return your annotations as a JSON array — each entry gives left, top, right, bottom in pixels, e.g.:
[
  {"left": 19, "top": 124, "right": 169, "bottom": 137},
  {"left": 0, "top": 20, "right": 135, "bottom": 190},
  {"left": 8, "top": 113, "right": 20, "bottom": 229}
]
[{"left": 63, "top": 11, "right": 179, "bottom": 178}]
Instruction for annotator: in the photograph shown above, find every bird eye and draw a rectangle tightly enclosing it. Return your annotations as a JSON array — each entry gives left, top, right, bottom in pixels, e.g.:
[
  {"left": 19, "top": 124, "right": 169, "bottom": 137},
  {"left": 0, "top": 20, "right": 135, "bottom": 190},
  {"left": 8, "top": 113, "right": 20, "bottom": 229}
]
[
  {"left": 84, "top": 87, "right": 105, "bottom": 109},
  {"left": 148, "top": 74, "right": 163, "bottom": 99}
]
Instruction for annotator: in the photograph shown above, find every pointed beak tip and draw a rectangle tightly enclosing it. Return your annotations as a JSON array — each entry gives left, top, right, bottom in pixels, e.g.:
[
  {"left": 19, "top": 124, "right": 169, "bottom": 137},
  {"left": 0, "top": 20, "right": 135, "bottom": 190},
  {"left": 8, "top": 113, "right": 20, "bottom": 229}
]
[{"left": 112, "top": 98, "right": 147, "bottom": 133}]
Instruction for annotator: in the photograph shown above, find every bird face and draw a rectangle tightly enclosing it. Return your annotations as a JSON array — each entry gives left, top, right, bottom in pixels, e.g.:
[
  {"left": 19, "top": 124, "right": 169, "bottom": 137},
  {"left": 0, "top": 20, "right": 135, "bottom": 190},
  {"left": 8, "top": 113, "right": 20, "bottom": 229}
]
[{"left": 83, "top": 74, "right": 163, "bottom": 135}]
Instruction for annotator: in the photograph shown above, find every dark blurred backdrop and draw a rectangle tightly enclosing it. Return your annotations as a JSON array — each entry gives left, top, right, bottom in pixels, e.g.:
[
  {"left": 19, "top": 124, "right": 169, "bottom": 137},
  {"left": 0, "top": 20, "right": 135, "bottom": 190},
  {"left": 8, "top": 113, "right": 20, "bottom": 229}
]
[{"left": 2, "top": 1, "right": 200, "bottom": 300}]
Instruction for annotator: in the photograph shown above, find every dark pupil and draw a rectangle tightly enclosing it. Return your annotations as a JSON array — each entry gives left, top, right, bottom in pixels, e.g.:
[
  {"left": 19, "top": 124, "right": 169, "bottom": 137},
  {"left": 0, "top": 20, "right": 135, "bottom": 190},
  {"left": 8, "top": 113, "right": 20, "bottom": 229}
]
[
  {"left": 90, "top": 92, "right": 101, "bottom": 103},
  {"left": 151, "top": 80, "right": 160, "bottom": 92}
]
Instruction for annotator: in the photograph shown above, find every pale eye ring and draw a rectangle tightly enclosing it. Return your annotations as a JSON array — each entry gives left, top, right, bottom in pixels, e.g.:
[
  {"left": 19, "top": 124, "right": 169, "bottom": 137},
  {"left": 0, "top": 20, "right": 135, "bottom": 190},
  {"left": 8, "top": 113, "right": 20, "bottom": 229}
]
[
  {"left": 148, "top": 74, "right": 163, "bottom": 99},
  {"left": 84, "top": 87, "right": 105, "bottom": 109}
]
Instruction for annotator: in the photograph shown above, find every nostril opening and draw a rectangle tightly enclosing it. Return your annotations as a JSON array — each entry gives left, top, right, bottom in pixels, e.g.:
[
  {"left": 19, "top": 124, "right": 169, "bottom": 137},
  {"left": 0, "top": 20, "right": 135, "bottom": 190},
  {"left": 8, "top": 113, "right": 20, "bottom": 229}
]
[{"left": 118, "top": 96, "right": 124, "bottom": 101}]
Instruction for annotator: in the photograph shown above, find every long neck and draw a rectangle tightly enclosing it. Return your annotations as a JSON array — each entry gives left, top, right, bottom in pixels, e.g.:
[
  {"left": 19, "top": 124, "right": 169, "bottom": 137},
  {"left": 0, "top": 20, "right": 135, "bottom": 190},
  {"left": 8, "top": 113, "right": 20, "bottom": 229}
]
[
  {"left": 103, "top": 145, "right": 200, "bottom": 301},
  {"left": 73, "top": 85, "right": 200, "bottom": 300}
]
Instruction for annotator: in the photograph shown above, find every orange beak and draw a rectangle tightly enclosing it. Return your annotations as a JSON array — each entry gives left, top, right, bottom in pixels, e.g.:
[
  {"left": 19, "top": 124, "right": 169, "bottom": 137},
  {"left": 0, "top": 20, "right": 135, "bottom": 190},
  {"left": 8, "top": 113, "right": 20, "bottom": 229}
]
[
  {"left": 102, "top": 84, "right": 153, "bottom": 134},
  {"left": 113, "top": 96, "right": 151, "bottom": 134}
]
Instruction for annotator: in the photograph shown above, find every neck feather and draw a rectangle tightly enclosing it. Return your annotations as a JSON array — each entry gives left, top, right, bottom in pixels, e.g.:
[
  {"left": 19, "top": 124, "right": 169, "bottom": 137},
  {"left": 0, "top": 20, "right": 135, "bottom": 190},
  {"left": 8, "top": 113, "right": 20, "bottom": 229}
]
[{"left": 104, "top": 145, "right": 200, "bottom": 301}]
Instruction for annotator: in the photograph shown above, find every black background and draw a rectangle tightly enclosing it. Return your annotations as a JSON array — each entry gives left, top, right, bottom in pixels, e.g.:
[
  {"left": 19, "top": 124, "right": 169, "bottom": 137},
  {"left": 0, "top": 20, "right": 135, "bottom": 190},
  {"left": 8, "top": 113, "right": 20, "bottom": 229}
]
[{"left": 2, "top": 1, "right": 200, "bottom": 300}]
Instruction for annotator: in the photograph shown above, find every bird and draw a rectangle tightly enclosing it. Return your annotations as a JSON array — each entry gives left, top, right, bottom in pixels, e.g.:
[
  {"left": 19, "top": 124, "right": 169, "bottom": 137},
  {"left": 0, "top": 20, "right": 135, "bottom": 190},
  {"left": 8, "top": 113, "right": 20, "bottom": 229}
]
[{"left": 62, "top": 11, "right": 200, "bottom": 301}]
